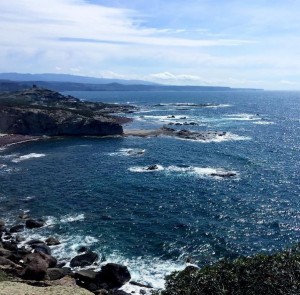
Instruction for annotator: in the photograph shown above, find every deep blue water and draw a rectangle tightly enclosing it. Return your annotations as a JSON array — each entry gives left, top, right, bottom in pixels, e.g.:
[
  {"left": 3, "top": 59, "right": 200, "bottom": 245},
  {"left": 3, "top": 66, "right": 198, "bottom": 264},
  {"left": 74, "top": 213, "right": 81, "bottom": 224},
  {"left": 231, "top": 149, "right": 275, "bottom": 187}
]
[{"left": 0, "top": 90, "right": 299, "bottom": 287}]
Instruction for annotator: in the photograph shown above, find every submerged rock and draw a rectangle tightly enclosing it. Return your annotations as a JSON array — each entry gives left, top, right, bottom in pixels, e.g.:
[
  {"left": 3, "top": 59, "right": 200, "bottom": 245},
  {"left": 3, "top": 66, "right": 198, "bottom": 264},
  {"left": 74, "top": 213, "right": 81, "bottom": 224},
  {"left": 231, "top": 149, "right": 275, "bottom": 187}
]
[
  {"left": 9, "top": 225, "right": 24, "bottom": 233},
  {"left": 45, "top": 237, "right": 60, "bottom": 246},
  {"left": 146, "top": 165, "right": 159, "bottom": 171}
]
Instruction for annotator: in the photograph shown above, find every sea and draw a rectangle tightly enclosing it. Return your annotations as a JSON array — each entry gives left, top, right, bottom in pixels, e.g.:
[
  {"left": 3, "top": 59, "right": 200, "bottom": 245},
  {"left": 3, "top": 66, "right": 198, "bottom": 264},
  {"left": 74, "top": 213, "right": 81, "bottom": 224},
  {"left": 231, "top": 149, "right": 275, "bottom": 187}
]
[{"left": 0, "top": 90, "right": 299, "bottom": 291}]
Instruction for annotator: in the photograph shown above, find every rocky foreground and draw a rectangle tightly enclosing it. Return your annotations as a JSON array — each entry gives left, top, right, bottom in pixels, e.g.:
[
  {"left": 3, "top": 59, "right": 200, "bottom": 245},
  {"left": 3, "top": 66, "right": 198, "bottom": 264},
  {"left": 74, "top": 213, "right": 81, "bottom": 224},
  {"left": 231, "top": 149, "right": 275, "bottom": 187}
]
[
  {"left": 0, "top": 86, "right": 135, "bottom": 143},
  {"left": 0, "top": 217, "right": 151, "bottom": 295}
]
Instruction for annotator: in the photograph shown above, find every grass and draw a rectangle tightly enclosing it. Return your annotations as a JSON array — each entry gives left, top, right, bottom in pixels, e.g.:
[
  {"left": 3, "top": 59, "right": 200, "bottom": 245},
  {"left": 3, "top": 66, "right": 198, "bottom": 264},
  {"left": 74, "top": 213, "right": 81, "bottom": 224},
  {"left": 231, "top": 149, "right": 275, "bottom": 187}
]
[
  {"left": 0, "top": 270, "right": 9, "bottom": 282},
  {"left": 154, "top": 246, "right": 300, "bottom": 295}
]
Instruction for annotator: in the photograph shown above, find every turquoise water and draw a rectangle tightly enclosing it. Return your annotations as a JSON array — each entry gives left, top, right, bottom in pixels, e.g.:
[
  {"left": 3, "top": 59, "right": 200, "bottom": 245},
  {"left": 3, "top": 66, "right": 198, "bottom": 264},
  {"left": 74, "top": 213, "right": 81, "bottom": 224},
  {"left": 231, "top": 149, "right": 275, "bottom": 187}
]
[{"left": 0, "top": 90, "right": 299, "bottom": 287}]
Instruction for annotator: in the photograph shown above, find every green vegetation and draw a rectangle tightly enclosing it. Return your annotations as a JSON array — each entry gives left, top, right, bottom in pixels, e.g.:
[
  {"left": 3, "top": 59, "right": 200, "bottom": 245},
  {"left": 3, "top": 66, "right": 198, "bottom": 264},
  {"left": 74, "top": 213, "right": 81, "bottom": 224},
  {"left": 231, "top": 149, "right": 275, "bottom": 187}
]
[
  {"left": 154, "top": 246, "right": 300, "bottom": 295},
  {"left": 0, "top": 270, "right": 9, "bottom": 282}
]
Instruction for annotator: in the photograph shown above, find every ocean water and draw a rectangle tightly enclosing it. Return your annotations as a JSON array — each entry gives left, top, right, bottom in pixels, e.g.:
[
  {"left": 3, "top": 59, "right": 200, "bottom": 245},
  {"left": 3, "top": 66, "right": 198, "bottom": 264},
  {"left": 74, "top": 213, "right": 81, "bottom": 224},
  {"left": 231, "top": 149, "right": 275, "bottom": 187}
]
[{"left": 0, "top": 90, "right": 300, "bottom": 289}]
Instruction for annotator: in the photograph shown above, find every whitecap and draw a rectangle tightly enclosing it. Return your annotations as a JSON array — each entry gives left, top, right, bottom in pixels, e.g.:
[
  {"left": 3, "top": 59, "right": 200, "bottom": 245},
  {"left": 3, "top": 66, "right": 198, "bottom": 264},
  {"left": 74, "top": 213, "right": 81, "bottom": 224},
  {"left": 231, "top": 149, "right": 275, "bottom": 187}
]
[
  {"left": 60, "top": 213, "right": 85, "bottom": 223},
  {"left": 129, "top": 165, "right": 164, "bottom": 173},
  {"left": 253, "top": 121, "right": 275, "bottom": 125},
  {"left": 176, "top": 132, "right": 251, "bottom": 143},
  {"left": 108, "top": 148, "right": 146, "bottom": 157},
  {"left": 12, "top": 153, "right": 46, "bottom": 163}
]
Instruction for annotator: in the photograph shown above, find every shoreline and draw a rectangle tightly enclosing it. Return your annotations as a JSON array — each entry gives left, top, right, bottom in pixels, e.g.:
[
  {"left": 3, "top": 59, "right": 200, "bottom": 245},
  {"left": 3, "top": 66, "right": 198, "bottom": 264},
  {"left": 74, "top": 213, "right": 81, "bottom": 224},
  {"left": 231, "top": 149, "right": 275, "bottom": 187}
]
[{"left": 0, "top": 134, "right": 43, "bottom": 149}]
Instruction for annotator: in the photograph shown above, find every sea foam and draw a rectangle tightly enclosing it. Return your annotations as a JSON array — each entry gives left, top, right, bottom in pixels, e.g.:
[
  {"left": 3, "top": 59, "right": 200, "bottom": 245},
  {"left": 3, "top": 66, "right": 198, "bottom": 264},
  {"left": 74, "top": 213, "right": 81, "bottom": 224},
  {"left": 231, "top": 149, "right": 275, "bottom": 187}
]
[{"left": 11, "top": 153, "right": 46, "bottom": 163}]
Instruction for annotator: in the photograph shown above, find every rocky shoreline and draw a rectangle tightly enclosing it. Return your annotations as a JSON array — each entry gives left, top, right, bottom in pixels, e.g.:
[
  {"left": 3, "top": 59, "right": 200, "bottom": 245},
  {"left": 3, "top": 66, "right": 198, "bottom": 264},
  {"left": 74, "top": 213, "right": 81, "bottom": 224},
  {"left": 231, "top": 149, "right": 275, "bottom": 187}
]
[{"left": 0, "top": 216, "right": 152, "bottom": 295}]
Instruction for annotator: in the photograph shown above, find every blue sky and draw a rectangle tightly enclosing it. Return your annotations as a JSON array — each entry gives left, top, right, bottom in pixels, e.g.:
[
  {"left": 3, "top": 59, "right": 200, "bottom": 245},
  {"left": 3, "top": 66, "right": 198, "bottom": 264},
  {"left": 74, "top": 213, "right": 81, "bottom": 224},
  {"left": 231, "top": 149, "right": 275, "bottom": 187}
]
[{"left": 0, "top": 0, "right": 299, "bottom": 89}]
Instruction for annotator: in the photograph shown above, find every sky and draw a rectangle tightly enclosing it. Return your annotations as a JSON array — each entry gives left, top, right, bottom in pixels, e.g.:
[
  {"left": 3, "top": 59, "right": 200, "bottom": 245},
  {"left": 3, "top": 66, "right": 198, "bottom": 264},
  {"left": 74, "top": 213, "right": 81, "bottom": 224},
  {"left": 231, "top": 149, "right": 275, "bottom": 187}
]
[{"left": 0, "top": 0, "right": 299, "bottom": 89}]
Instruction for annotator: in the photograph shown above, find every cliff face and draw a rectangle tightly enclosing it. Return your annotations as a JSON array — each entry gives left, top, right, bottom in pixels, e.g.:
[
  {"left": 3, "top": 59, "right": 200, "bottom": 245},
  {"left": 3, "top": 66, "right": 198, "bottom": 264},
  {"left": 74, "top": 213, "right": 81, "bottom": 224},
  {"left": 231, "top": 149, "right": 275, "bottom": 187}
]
[{"left": 0, "top": 87, "right": 134, "bottom": 136}]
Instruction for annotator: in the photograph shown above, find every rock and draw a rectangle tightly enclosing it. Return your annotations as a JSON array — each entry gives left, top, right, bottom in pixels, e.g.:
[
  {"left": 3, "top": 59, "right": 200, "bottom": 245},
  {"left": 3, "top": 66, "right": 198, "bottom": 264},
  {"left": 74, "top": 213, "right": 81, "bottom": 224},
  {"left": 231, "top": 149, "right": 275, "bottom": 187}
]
[
  {"left": 0, "top": 247, "right": 12, "bottom": 257},
  {"left": 146, "top": 165, "right": 159, "bottom": 171},
  {"left": 101, "top": 215, "right": 113, "bottom": 221},
  {"left": 0, "top": 256, "right": 21, "bottom": 268},
  {"left": 75, "top": 269, "right": 98, "bottom": 290},
  {"left": 15, "top": 235, "right": 25, "bottom": 243},
  {"left": 108, "top": 291, "right": 131, "bottom": 295},
  {"left": 45, "top": 237, "right": 61, "bottom": 246},
  {"left": 25, "top": 219, "right": 45, "bottom": 229},
  {"left": 9, "top": 225, "right": 24, "bottom": 233},
  {"left": 47, "top": 268, "right": 70, "bottom": 280},
  {"left": 26, "top": 239, "right": 45, "bottom": 245},
  {"left": 94, "top": 290, "right": 109, "bottom": 295},
  {"left": 130, "top": 281, "right": 153, "bottom": 288},
  {"left": 210, "top": 172, "right": 236, "bottom": 178},
  {"left": 70, "top": 251, "right": 98, "bottom": 268},
  {"left": 0, "top": 220, "right": 5, "bottom": 227},
  {"left": 32, "top": 243, "right": 52, "bottom": 256},
  {"left": 140, "top": 290, "right": 146, "bottom": 295},
  {"left": 78, "top": 246, "right": 89, "bottom": 253},
  {"left": 100, "top": 263, "right": 131, "bottom": 289},
  {"left": 19, "top": 213, "right": 29, "bottom": 220},
  {"left": 2, "top": 241, "right": 18, "bottom": 251},
  {"left": 21, "top": 252, "right": 49, "bottom": 280}
]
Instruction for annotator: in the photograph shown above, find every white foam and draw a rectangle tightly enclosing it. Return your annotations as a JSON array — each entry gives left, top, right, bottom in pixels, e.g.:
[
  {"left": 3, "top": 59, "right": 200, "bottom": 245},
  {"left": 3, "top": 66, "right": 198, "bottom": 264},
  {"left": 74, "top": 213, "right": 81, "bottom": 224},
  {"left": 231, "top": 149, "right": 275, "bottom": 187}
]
[
  {"left": 129, "top": 165, "right": 238, "bottom": 179},
  {"left": 225, "top": 113, "right": 259, "bottom": 121},
  {"left": 129, "top": 165, "right": 164, "bottom": 173},
  {"left": 176, "top": 132, "right": 251, "bottom": 143},
  {"left": 108, "top": 148, "right": 146, "bottom": 157},
  {"left": 253, "top": 121, "right": 275, "bottom": 125},
  {"left": 11, "top": 153, "right": 46, "bottom": 163},
  {"left": 60, "top": 213, "right": 85, "bottom": 223}
]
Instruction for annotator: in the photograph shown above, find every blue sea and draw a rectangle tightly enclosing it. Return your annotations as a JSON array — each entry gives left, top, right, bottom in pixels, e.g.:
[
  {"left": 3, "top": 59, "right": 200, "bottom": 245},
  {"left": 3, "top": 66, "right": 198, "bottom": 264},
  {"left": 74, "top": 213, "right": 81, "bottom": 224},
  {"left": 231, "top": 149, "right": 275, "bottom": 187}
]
[{"left": 0, "top": 90, "right": 299, "bottom": 290}]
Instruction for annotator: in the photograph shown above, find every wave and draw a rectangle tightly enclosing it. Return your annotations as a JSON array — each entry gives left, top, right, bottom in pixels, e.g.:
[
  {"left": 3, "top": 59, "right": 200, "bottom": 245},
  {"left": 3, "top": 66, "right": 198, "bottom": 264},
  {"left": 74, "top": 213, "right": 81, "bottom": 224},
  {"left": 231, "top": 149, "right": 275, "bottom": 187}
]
[
  {"left": 176, "top": 132, "right": 251, "bottom": 143},
  {"left": 129, "top": 165, "right": 238, "bottom": 179},
  {"left": 44, "top": 214, "right": 85, "bottom": 226},
  {"left": 108, "top": 148, "right": 146, "bottom": 157},
  {"left": 253, "top": 121, "right": 275, "bottom": 125},
  {"left": 11, "top": 153, "right": 46, "bottom": 163}
]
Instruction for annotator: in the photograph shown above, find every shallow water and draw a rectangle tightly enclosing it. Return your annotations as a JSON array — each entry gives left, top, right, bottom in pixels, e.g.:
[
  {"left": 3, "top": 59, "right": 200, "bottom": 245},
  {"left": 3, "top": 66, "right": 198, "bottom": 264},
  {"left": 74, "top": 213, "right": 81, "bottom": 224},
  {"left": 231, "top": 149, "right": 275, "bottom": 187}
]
[{"left": 0, "top": 90, "right": 299, "bottom": 288}]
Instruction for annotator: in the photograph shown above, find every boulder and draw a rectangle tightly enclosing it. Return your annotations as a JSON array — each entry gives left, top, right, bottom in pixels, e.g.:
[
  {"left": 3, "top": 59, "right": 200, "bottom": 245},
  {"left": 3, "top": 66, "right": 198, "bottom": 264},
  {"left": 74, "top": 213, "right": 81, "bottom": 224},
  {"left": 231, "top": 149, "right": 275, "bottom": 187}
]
[
  {"left": 45, "top": 237, "right": 60, "bottom": 246},
  {"left": 75, "top": 269, "right": 98, "bottom": 290},
  {"left": 0, "top": 220, "right": 5, "bottom": 227},
  {"left": 21, "top": 252, "right": 49, "bottom": 280},
  {"left": 9, "top": 225, "right": 24, "bottom": 233},
  {"left": 0, "top": 256, "right": 21, "bottom": 268},
  {"left": 70, "top": 251, "right": 98, "bottom": 268},
  {"left": 146, "top": 165, "right": 159, "bottom": 171},
  {"left": 26, "top": 239, "right": 44, "bottom": 245},
  {"left": 47, "top": 267, "right": 71, "bottom": 280},
  {"left": 77, "top": 246, "right": 89, "bottom": 253},
  {"left": 32, "top": 243, "right": 52, "bottom": 256},
  {"left": 19, "top": 213, "right": 29, "bottom": 220},
  {"left": 100, "top": 263, "right": 131, "bottom": 289},
  {"left": 25, "top": 219, "right": 45, "bottom": 229}
]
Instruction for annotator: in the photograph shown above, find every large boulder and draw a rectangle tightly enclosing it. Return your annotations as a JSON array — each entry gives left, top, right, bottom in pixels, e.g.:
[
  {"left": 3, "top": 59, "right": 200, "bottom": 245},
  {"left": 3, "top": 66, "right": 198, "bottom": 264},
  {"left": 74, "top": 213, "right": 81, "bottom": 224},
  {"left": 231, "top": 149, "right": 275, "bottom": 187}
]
[
  {"left": 70, "top": 251, "right": 98, "bottom": 268},
  {"left": 21, "top": 252, "right": 49, "bottom": 280},
  {"left": 47, "top": 267, "right": 72, "bottom": 280},
  {"left": 32, "top": 243, "right": 52, "bottom": 256},
  {"left": 25, "top": 219, "right": 45, "bottom": 229},
  {"left": 100, "top": 263, "right": 131, "bottom": 289}
]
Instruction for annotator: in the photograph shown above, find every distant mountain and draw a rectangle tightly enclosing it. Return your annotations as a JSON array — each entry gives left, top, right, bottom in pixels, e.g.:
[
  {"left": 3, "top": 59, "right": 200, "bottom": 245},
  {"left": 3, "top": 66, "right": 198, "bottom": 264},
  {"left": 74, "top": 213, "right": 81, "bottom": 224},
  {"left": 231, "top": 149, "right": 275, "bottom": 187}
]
[
  {"left": 0, "top": 73, "right": 263, "bottom": 92},
  {"left": 0, "top": 73, "right": 158, "bottom": 86}
]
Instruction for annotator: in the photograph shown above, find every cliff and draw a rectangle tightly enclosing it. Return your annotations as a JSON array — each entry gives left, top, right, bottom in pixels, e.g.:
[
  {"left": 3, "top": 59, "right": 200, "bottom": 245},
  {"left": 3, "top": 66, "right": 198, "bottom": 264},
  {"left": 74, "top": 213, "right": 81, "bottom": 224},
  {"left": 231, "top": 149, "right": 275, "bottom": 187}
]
[{"left": 0, "top": 87, "right": 134, "bottom": 137}]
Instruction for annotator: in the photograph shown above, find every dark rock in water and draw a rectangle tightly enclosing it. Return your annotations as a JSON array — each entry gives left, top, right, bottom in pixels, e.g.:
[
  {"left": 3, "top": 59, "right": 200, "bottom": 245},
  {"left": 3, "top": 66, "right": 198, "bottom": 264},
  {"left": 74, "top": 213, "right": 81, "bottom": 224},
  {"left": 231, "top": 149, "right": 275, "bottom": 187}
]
[
  {"left": 210, "top": 172, "right": 236, "bottom": 178},
  {"left": 108, "top": 290, "right": 131, "bottom": 295},
  {"left": 45, "top": 237, "right": 60, "bottom": 246},
  {"left": 21, "top": 252, "right": 49, "bottom": 280},
  {"left": 15, "top": 235, "right": 25, "bottom": 243},
  {"left": 19, "top": 213, "right": 29, "bottom": 220},
  {"left": 100, "top": 263, "right": 131, "bottom": 289},
  {"left": 0, "top": 220, "right": 5, "bottom": 227},
  {"left": 146, "top": 165, "right": 159, "bottom": 171},
  {"left": 26, "top": 239, "right": 45, "bottom": 245},
  {"left": 10, "top": 224, "right": 24, "bottom": 233},
  {"left": 77, "top": 246, "right": 89, "bottom": 253},
  {"left": 70, "top": 251, "right": 98, "bottom": 267},
  {"left": 130, "top": 281, "right": 153, "bottom": 288},
  {"left": 25, "top": 219, "right": 45, "bottom": 229},
  {"left": 32, "top": 243, "right": 52, "bottom": 256}
]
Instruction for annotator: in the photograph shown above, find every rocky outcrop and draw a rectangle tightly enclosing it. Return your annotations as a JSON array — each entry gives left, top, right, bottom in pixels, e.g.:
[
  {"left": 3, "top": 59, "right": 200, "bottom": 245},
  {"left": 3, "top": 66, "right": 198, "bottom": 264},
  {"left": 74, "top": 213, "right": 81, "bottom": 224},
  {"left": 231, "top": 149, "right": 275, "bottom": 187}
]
[
  {"left": 0, "top": 87, "right": 135, "bottom": 137},
  {"left": 70, "top": 251, "right": 99, "bottom": 268}
]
